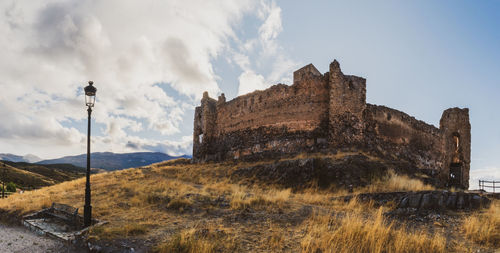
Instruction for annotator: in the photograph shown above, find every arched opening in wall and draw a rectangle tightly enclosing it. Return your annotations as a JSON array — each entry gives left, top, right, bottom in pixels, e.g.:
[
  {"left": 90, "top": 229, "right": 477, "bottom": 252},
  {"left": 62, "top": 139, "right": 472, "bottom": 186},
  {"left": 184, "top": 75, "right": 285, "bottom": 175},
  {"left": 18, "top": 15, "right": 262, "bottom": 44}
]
[
  {"left": 449, "top": 132, "right": 463, "bottom": 188},
  {"left": 449, "top": 162, "right": 462, "bottom": 188},
  {"left": 198, "top": 133, "right": 204, "bottom": 144},
  {"left": 348, "top": 80, "right": 354, "bottom": 90},
  {"left": 193, "top": 112, "right": 203, "bottom": 150},
  {"left": 452, "top": 133, "right": 460, "bottom": 155}
]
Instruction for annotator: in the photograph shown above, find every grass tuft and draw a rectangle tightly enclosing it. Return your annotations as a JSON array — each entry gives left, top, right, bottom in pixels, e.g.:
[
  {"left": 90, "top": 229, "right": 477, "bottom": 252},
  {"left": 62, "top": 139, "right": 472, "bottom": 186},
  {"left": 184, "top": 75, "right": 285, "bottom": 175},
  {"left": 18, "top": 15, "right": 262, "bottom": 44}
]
[
  {"left": 360, "top": 169, "right": 434, "bottom": 193},
  {"left": 153, "top": 227, "right": 238, "bottom": 253},
  {"left": 90, "top": 223, "right": 150, "bottom": 240},
  {"left": 167, "top": 198, "right": 192, "bottom": 212},
  {"left": 301, "top": 207, "right": 447, "bottom": 253},
  {"left": 463, "top": 200, "right": 500, "bottom": 247},
  {"left": 230, "top": 187, "right": 291, "bottom": 210}
]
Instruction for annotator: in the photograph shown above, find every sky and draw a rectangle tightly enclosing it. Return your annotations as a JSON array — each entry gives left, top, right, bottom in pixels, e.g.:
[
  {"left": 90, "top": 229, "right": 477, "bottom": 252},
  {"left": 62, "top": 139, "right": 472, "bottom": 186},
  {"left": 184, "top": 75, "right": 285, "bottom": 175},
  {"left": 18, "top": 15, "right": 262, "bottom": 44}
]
[{"left": 0, "top": 1, "right": 498, "bottom": 188}]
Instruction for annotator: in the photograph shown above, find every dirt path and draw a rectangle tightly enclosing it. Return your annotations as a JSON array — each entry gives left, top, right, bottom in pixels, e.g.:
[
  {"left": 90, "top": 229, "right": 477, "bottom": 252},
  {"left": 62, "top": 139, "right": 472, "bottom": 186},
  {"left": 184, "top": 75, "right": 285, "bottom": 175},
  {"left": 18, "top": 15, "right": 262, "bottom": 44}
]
[{"left": 0, "top": 224, "right": 79, "bottom": 253}]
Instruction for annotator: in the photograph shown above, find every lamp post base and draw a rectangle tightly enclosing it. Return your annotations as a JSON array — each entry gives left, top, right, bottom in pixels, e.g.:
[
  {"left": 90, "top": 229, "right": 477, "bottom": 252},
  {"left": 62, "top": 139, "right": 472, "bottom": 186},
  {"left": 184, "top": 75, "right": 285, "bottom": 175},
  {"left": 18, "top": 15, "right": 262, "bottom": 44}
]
[{"left": 84, "top": 205, "right": 92, "bottom": 227}]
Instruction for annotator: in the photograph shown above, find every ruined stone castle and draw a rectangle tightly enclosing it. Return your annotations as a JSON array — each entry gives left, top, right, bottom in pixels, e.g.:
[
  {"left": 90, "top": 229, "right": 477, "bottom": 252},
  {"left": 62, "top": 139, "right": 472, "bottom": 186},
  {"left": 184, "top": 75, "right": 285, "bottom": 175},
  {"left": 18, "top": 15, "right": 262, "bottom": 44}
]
[{"left": 193, "top": 60, "right": 471, "bottom": 189}]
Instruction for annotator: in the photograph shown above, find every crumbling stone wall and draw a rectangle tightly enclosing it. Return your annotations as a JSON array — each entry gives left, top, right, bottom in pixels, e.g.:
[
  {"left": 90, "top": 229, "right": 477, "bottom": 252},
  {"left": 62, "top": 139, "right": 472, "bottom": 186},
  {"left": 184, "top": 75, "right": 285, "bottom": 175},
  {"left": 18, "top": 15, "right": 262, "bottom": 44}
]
[
  {"left": 363, "top": 105, "right": 444, "bottom": 171},
  {"left": 192, "top": 60, "right": 471, "bottom": 189},
  {"left": 216, "top": 72, "right": 329, "bottom": 134}
]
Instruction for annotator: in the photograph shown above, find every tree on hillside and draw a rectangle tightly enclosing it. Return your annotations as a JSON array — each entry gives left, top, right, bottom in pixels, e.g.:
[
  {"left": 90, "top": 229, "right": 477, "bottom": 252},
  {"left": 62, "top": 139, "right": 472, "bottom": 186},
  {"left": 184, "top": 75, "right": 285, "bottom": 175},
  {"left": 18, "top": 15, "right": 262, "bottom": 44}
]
[{"left": 6, "top": 182, "right": 16, "bottom": 192}]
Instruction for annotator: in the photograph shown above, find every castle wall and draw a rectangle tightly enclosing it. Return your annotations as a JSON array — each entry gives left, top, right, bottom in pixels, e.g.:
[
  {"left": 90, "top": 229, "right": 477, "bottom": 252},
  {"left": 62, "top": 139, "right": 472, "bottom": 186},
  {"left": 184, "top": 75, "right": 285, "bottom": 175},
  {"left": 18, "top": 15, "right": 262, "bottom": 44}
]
[
  {"left": 215, "top": 75, "right": 329, "bottom": 134},
  {"left": 363, "top": 104, "right": 444, "bottom": 171},
  {"left": 193, "top": 69, "right": 331, "bottom": 162},
  {"left": 192, "top": 60, "right": 471, "bottom": 189}
]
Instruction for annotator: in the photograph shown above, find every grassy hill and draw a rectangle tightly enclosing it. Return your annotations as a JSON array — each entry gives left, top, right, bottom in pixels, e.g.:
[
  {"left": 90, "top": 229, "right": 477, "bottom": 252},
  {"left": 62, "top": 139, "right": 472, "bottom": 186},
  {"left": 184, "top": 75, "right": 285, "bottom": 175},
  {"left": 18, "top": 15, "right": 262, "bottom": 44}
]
[
  {"left": 0, "top": 153, "right": 498, "bottom": 252},
  {"left": 0, "top": 161, "right": 85, "bottom": 190}
]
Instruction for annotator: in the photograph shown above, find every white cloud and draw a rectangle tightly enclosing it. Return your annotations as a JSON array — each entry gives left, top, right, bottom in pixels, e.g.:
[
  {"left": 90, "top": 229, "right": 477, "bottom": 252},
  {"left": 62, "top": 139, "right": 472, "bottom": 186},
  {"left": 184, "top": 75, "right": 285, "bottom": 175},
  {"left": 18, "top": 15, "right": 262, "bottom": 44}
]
[
  {"left": 125, "top": 136, "right": 193, "bottom": 157},
  {"left": 235, "top": 0, "right": 297, "bottom": 96},
  {"left": 259, "top": 3, "right": 282, "bottom": 41},
  {"left": 258, "top": 0, "right": 282, "bottom": 56},
  {"left": 237, "top": 71, "right": 267, "bottom": 95},
  {"left": 0, "top": 0, "right": 280, "bottom": 158}
]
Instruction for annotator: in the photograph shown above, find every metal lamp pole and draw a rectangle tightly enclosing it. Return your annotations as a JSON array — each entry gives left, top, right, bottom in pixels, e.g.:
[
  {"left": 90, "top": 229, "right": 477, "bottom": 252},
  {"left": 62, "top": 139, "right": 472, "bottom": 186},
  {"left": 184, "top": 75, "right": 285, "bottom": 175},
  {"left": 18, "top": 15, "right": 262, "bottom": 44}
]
[
  {"left": 2, "top": 163, "right": 5, "bottom": 199},
  {"left": 84, "top": 81, "right": 97, "bottom": 227}
]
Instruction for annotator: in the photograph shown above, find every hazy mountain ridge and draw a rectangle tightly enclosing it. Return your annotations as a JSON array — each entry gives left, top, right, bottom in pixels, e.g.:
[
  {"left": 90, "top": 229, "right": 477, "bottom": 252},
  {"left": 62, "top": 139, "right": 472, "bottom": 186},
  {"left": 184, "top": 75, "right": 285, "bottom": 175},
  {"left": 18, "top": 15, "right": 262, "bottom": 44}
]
[
  {"left": 0, "top": 153, "right": 42, "bottom": 163},
  {"left": 37, "top": 152, "right": 191, "bottom": 171}
]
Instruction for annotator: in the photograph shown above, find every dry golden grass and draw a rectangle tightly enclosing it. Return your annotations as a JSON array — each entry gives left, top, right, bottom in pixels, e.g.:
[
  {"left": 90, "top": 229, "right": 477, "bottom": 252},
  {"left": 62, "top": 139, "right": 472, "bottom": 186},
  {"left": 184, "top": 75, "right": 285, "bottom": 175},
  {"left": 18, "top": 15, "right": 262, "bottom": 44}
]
[
  {"left": 267, "top": 222, "right": 285, "bottom": 251},
  {"left": 301, "top": 199, "right": 447, "bottom": 253},
  {"left": 293, "top": 169, "right": 433, "bottom": 207},
  {"left": 153, "top": 226, "right": 238, "bottom": 253},
  {"left": 166, "top": 198, "right": 193, "bottom": 212},
  {"left": 90, "top": 223, "right": 150, "bottom": 240},
  {"left": 0, "top": 156, "right": 494, "bottom": 252},
  {"left": 229, "top": 186, "right": 291, "bottom": 210},
  {"left": 463, "top": 200, "right": 500, "bottom": 247},
  {"left": 0, "top": 177, "right": 87, "bottom": 215},
  {"left": 359, "top": 169, "right": 434, "bottom": 193}
]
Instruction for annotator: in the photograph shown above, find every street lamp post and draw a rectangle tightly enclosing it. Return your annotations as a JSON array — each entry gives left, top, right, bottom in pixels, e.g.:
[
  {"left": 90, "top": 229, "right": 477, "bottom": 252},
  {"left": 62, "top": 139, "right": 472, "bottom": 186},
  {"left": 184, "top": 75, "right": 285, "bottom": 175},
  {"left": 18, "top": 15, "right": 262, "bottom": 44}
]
[
  {"left": 84, "top": 81, "right": 97, "bottom": 227},
  {"left": 2, "top": 163, "right": 5, "bottom": 199}
]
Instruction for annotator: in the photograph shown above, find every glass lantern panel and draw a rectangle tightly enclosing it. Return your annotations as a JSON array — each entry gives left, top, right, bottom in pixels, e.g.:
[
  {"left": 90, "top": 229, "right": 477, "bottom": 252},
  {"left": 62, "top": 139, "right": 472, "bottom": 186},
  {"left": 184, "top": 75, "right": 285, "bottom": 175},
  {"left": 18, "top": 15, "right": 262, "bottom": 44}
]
[{"left": 86, "top": 95, "right": 95, "bottom": 107}]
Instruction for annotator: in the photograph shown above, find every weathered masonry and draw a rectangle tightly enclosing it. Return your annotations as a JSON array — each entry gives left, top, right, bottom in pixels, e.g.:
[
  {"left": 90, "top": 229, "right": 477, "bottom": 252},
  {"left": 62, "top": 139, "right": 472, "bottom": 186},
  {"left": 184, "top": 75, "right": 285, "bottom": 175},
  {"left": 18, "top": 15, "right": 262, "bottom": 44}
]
[{"left": 193, "top": 60, "right": 471, "bottom": 189}]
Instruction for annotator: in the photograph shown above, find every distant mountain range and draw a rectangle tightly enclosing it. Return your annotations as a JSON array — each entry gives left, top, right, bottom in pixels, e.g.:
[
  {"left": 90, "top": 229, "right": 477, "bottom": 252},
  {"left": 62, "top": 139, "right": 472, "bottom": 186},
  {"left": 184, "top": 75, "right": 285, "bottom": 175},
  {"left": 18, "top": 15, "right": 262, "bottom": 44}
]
[
  {"left": 0, "top": 152, "right": 190, "bottom": 189},
  {"left": 0, "top": 153, "right": 42, "bottom": 163},
  {"left": 37, "top": 152, "right": 191, "bottom": 171}
]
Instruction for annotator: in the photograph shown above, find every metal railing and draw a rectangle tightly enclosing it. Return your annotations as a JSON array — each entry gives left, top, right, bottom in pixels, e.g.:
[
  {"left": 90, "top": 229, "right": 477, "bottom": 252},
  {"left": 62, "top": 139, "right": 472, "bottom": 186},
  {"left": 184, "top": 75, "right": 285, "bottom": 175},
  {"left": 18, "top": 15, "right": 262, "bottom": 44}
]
[{"left": 479, "top": 180, "right": 500, "bottom": 193}]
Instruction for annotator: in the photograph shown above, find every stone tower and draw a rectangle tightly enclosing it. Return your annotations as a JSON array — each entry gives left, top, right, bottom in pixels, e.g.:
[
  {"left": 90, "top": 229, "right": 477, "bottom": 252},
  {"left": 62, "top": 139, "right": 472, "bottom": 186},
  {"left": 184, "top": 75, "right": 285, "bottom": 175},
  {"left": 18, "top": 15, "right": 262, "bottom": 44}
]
[
  {"left": 440, "top": 108, "right": 471, "bottom": 189},
  {"left": 328, "top": 60, "right": 366, "bottom": 146},
  {"left": 193, "top": 92, "right": 217, "bottom": 161}
]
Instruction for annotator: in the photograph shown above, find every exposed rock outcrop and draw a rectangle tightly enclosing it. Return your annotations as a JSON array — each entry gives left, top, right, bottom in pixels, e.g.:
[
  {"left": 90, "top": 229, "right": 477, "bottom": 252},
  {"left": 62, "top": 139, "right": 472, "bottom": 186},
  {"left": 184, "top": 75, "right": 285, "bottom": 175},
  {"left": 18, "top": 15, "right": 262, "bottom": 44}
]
[{"left": 337, "top": 191, "right": 491, "bottom": 212}]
